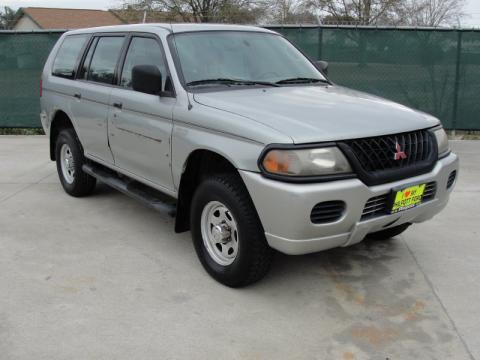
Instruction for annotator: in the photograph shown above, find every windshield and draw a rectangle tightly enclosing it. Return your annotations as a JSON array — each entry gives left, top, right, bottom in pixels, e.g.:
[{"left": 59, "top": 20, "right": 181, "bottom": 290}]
[{"left": 171, "top": 31, "right": 326, "bottom": 88}]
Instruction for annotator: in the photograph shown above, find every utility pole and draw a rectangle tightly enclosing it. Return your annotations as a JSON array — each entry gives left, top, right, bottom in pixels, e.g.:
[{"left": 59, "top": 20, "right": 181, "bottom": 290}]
[{"left": 142, "top": 0, "right": 152, "bottom": 23}]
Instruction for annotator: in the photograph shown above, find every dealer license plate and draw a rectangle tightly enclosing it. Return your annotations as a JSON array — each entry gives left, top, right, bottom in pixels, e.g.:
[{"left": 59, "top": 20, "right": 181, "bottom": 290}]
[{"left": 390, "top": 183, "right": 426, "bottom": 214}]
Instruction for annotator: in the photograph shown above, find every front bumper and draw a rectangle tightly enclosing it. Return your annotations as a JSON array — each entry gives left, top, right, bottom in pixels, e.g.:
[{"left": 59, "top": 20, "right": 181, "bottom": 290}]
[{"left": 240, "top": 152, "right": 459, "bottom": 255}]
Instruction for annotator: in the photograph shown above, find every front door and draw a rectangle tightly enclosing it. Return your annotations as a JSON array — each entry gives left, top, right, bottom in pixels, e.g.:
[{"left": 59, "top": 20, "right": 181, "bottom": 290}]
[{"left": 108, "top": 35, "right": 176, "bottom": 191}]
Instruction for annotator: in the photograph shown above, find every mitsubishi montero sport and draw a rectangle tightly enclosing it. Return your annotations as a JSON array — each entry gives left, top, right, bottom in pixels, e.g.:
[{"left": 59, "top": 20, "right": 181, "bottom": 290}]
[{"left": 40, "top": 24, "right": 458, "bottom": 286}]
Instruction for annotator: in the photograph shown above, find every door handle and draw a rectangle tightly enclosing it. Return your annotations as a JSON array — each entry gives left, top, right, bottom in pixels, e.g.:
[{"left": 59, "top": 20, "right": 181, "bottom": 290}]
[
  {"left": 73, "top": 93, "right": 81, "bottom": 99},
  {"left": 113, "top": 102, "right": 123, "bottom": 109}
]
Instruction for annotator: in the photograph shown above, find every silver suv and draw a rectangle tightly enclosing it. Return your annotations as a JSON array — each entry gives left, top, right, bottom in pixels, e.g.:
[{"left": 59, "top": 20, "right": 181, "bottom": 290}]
[{"left": 41, "top": 24, "right": 458, "bottom": 286}]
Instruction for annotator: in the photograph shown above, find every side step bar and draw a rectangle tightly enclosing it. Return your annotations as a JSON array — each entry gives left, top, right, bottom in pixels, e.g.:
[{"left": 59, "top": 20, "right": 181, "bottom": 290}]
[{"left": 82, "top": 163, "right": 176, "bottom": 217}]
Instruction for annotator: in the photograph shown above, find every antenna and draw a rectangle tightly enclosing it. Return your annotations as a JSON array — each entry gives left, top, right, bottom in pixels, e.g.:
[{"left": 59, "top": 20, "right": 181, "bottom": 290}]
[{"left": 170, "top": 23, "right": 193, "bottom": 110}]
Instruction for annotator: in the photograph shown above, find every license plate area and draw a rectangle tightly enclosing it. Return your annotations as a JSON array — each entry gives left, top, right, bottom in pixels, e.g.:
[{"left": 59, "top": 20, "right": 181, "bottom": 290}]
[{"left": 389, "top": 183, "right": 426, "bottom": 214}]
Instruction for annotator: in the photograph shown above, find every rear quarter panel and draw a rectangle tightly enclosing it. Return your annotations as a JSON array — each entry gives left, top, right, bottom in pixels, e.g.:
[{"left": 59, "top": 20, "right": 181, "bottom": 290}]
[{"left": 40, "top": 33, "right": 83, "bottom": 141}]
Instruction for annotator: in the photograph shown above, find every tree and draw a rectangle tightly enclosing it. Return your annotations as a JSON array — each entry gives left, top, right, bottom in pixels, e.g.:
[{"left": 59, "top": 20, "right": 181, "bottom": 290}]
[
  {"left": 118, "top": 0, "right": 266, "bottom": 23},
  {"left": 267, "top": 0, "right": 298, "bottom": 23},
  {"left": 119, "top": 0, "right": 465, "bottom": 25},
  {"left": 265, "top": 0, "right": 317, "bottom": 24},
  {"left": 306, "top": 0, "right": 465, "bottom": 26},
  {"left": 321, "top": 14, "right": 356, "bottom": 24},
  {"left": 0, "top": 6, "right": 19, "bottom": 29},
  {"left": 307, "top": 0, "right": 401, "bottom": 25},
  {"left": 393, "top": 0, "right": 465, "bottom": 27}
]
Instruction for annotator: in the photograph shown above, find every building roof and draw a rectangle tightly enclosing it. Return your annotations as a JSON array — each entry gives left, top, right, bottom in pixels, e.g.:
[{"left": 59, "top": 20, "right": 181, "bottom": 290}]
[{"left": 19, "top": 7, "right": 125, "bottom": 29}]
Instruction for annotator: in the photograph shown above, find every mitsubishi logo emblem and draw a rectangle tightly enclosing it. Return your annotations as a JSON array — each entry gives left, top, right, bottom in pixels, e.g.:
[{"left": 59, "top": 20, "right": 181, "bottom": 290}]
[{"left": 394, "top": 141, "right": 407, "bottom": 160}]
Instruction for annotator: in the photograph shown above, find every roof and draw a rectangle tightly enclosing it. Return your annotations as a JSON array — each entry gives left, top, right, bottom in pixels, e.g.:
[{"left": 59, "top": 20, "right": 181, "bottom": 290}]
[
  {"left": 18, "top": 7, "right": 125, "bottom": 29},
  {"left": 67, "top": 23, "right": 275, "bottom": 35},
  {"left": 170, "top": 23, "right": 275, "bottom": 33}
]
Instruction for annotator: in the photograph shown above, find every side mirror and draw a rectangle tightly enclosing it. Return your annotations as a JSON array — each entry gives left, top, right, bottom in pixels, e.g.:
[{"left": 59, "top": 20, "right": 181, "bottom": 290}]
[
  {"left": 132, "top": 65, "right": 162, "bottom": 95},
  {"left": 315, "top": 60, "right": 328, "bottom": 75}
]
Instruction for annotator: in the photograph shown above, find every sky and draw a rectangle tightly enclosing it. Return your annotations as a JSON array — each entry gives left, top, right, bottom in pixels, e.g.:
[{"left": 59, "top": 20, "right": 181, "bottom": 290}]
[
  {"left": 2, "top": 0, "right": 480, "bottom": 27},
  {"left": 457, "top": 0, "right": 480, "bottom": 27}
]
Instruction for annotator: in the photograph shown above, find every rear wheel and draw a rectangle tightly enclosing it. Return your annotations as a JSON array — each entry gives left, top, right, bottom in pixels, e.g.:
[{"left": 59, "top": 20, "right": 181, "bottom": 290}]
[
  {"left": 55, "top": 129, "right": 96, "bottom": 197},
  {"left": 367, "top": 223, "right": 411, "bottom": 241},
  {"left": 191, "top": 174, "right": 273, "bottom": 287}
]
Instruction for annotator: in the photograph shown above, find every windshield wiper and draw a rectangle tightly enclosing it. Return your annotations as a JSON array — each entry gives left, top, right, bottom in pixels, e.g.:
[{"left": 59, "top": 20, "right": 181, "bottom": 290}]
[
  {"left": 275, "top": 77, "right": 329, "bottom": 85},
  {"left": 186, "top": 78, "right": 279, "bottom": 87}
]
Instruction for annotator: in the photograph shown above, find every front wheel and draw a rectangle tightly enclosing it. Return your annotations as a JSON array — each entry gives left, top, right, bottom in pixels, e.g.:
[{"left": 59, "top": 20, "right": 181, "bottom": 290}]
[{"left": 190, "top": 174, "right": 273, "bottom": 287}]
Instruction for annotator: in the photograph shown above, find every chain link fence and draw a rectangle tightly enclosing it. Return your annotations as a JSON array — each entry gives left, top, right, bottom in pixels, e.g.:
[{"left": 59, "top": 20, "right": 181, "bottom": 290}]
[{"left": 1, "top": 27, "right": 479, "bottom": 129}]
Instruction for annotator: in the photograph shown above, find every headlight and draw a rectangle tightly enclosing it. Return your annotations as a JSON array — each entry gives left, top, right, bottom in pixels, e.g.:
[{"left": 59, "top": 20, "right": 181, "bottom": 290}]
[
  {"left": 260, "top": 146, "right": 352, "bottom": 177},
  {"left": 433, "top": 127, "right": 450, "bottom": 158}
]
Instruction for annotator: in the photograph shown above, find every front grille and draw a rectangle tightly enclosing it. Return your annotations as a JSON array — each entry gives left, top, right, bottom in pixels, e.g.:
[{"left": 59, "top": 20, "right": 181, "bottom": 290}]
[
  {"left": 447, "top": 170, "right": 457, "bottom": 189},
  {"left": 340, "top": 129, "right": 437, "bottom": 185},
  {"left": 345, "top": 129, "right": 432, "bottom": 171},
  {"left": 361, "top": 181, "right": 436, "bottom": 221},
  {"left": 311, "top": 201, "right": 345, "bottom": 224}
]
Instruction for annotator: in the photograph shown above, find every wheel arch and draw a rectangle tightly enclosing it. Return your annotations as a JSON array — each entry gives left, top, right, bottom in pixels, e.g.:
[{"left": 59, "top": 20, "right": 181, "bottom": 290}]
[
  {"left": 49, "top": 110, "right": 76, "bottom": 161},
  {"left": 175, "top": 149, "right": 243, "bottom": 233}
]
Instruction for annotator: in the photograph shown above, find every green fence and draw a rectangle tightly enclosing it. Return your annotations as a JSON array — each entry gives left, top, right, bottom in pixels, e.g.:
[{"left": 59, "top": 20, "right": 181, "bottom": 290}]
[
  {"left": 0, "top": 31, "right": 62, "bottom": 127},
  {"left": 1, "top": 27, "right": 480, "bottom": 129},
  {"left": 269, "top": 26, "right": 480, "bottom": 130}
]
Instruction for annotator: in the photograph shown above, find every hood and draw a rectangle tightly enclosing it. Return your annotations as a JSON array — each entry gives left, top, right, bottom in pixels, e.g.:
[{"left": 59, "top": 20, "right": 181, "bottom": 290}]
[{"left": 193, "top": 85, "right": 440, "bottom": 144}]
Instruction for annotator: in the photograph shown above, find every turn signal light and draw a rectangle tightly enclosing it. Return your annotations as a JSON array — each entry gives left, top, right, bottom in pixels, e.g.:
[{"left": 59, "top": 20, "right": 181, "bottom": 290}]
[{"left": 263, "top": 150, "right": 292, "bottom": 174}]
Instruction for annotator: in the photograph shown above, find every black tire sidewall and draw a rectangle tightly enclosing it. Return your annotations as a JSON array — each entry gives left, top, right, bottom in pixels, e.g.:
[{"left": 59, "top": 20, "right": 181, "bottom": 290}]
[
  {"left": 191, "top": 176, "right": 268, "bottom": 286},
  {"left": 55, "top": 129, "right": 88, "bottom": 195}
]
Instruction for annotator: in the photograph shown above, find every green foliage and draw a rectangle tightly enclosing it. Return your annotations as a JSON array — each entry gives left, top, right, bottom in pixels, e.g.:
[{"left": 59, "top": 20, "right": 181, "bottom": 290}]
[{"left": 0, "top": 128, "right": 45, "bottom": 135}]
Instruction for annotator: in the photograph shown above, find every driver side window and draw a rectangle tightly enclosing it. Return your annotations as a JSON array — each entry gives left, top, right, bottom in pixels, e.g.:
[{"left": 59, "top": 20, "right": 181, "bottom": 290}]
[{"left": 121, "top": 37, "right": 171, "bottom": 93}]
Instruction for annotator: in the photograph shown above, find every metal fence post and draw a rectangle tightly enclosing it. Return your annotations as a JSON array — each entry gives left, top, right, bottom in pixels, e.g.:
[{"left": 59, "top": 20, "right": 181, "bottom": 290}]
[
  {"left": 451, "top": 30, "right": 463, "bottom": 134},
  {"left": 318, "top": 26, "right": 323, "bottom": 60}
]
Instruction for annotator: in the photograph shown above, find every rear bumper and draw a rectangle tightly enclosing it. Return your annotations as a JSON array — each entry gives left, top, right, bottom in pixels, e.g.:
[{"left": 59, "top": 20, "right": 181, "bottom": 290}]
[{"left": 240, "top": 152, "right": 458, "bottom": 255}]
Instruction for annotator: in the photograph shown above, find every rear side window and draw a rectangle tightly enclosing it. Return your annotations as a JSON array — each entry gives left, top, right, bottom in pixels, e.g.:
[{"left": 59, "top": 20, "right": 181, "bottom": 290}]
[
  {"left": 52, "top": 34, "right": 89, "bottom": 79},
  {"left": 78, "top": 38, "right": 97, "bottom": 80},
  {"left": 87, "top": 37, "right": 125, "bottom": 85}
]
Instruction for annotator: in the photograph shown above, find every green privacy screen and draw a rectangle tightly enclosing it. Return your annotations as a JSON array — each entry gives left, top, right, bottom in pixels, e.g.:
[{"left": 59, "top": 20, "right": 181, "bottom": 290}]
[
  {"left": 0, "top": 31, "right": 62, "bottom": 127},
  {"left": 0, "top": 27, "right": 479, "bottom": 129},
  {"left": 269, "top": 26, "right": 480, "bottom": 130}
]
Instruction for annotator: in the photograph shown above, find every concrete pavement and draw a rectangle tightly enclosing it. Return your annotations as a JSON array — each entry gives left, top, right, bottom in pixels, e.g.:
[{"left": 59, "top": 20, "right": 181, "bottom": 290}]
[{"left": 0, "top": 136, "right": 479, "bottom": 359}]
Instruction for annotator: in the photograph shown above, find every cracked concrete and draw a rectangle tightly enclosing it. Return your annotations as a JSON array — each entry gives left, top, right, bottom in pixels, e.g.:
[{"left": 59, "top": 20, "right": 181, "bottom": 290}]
[{"left": 0, "top": 136, "right": 478, "bottom": 359}]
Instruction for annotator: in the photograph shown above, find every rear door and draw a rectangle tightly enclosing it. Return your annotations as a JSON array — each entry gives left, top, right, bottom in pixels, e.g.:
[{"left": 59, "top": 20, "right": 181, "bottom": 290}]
[
  {"left": 71, "top": 34, "right": 126, "bottom": 164},
  {"left": 108, "top": 34, "right": 176, "bottom": 191}
]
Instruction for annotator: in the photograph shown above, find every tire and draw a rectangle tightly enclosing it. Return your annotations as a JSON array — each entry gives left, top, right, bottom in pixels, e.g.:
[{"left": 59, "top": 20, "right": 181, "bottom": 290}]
[
  {"left": 190, "top": 173, "right": 273, "bottom": 287},
  {"left": 55, "top": 128, "right": 96, "bottom": 197},
  {"left": 366, "top": 223, "right": 411, "bottom": 241}
]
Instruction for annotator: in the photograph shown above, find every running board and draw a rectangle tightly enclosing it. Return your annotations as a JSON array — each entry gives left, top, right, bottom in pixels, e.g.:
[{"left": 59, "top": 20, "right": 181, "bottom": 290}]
[{"left": 82, "top": 163, "right": 176, "bottom": 217}]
